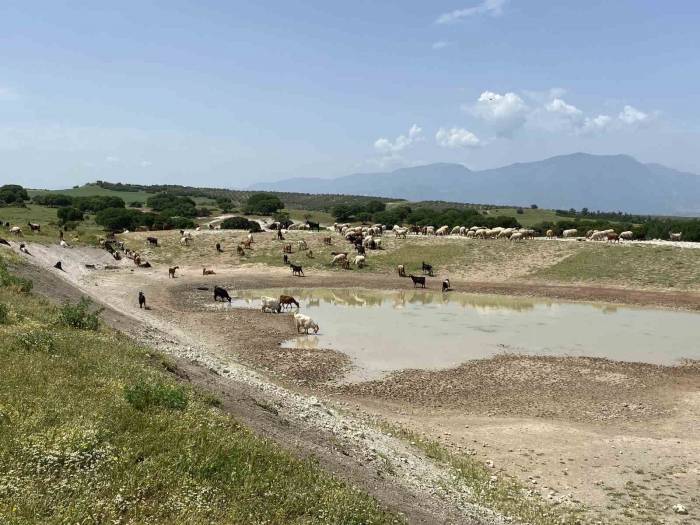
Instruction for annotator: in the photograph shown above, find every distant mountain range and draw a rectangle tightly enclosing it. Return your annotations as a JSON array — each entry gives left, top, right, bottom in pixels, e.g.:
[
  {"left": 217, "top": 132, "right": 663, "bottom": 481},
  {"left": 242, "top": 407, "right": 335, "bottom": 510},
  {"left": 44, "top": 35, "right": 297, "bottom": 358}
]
[{"left": 250, "top": 153, "right": 700, "bottom": 216}]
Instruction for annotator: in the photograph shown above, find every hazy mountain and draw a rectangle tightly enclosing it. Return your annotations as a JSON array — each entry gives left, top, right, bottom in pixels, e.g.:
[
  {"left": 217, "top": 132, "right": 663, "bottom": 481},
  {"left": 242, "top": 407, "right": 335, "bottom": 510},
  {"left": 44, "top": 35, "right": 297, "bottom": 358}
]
[{"left": 250, "top": 153, "right": 700, "bottom": 215}]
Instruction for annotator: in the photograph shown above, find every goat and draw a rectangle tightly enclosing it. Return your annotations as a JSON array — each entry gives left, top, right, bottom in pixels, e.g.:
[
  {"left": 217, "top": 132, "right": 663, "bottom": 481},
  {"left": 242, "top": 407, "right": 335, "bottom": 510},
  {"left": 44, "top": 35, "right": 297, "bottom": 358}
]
[
  {"left": 397, "top": 264, "right": 406, "bottom": 277},
  {"left": 214, "top": 286, "right": 232, "bottom": 302},
  {"left": 294, "top": 313, "right": 319, "bottom": 334},
  {"left": 323, "top": 236, "right": 332, "bottom": 245},
  {"left": 442, "top": 278, "right": 451, "bottom": 292},
  {"left": 409, "top": 274, "right": 426, "bottom": 288},
  {"left": 146, "top": 236, "right": 158, "bottom": 246},
  {"left": 422, "top": 261, "right": 433, "bottom": 276},
  {"left": 168, "top": 266, "right": 179, "bottom": 278},
  {"left": 279, "top": 295, "right": 300, "bottom": 309},
  {"left": 283, "top": 243, "right": 292, "bottom": 254},
  {"left": 290, "top": 263, "right": 304, "bottom": 276},
  {"left": 261, "top": 296, "right": 282, "bottom": 313},
  {"left": 202, "top": 267, "right": 216, "bottom": 275},
  {"left": 0, "top": 238, "right": 10, "bottom": 247},
  {"left": 9, "top": 227, "right": 22, "bottom": 236},
  {"left": 216, "top": 242, "right": 223, "bottom": 253},
  {"left": 237, "top": 245, "right": 245, "bottom": 256},
  {"left": 283, "top": 254, "right": 289, "bottom": 265},
  {"left": 138, "top": 291, "right": 146, "bottom": 309},
  {"left": 27, "top": 222, "right": 41, "bottom": 232}
]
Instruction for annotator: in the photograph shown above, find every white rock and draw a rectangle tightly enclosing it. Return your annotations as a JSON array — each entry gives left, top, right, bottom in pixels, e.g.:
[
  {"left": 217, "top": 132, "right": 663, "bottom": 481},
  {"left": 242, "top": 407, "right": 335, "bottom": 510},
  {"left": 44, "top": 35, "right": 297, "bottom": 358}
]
[{"left": 672, "top": 504, "right": 688, "bottom": 515}]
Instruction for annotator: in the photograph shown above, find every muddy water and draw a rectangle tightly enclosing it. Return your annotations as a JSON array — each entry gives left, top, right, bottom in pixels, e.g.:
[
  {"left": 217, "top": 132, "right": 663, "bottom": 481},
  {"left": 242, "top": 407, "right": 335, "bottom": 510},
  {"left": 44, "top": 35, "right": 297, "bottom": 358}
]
[{"left": 218, "top": 287, "right": 700, "bottom": 381}]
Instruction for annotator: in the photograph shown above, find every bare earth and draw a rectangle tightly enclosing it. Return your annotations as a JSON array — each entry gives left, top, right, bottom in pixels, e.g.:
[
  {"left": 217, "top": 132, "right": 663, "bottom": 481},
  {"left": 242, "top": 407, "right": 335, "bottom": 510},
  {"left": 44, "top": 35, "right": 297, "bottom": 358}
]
[{"left": 6, "top": 234, "right": 700, "bottom": 524}]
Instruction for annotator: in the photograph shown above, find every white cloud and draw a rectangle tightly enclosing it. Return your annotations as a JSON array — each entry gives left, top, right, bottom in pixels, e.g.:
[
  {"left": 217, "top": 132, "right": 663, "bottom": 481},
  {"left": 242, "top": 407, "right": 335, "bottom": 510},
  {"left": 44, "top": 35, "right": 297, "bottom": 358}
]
[
  {"left": 140, "top": 160, "right": 153, "bottom": 167},
  {"left": 374, "top": 124, "right": 423, "bottom": 154},
  {"left": 436, "top": 127, "right": 480, "bottom": 148},
  {"left": 581, "top": 114, "right": 612, "bottom": 134},
  {"left": 469, "top": 91, "right": 529, "bottom": 137},
  {"left": 618, "top": 105, "right": 648, "bottom": 125},
  {"left": 436, "top": 0, "right": 507, "bottom": 24},
  {"left": 432, "top": 40, "right": 449, "bottom": 50},
  {"left": 546, "top": 98, "right": 583, "bottom": 117}
]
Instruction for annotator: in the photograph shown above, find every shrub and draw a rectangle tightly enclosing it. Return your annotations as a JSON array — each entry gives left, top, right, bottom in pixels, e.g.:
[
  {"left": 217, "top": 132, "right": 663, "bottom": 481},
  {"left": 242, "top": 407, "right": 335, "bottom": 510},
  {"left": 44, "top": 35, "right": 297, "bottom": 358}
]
[
  {"left": 73, "top": 195, "right": 125, "bottom": 212},
  {"left": 57, "top": 297, "right": 102, "bottom": 331},
  {"left": 516, "top": 207, "right": 524, "bottom": 215},
  {"left": 0, "top": 184, "right": 29, "bottom": 205},
  {"left": 124, "top": 379, "right": 188, "bottom": 411},
  {"left": 95, "top": 207, "right": 147, "bottom": 231},
  {"left": 0, "top": 303, "right": 8, "bottom": 324},
  {"left": 128, "top": 201, "right": 143, "bottom": 208},
  {"left": 220, "top": 216, "right": 262, "bottom": 232},
  {"left": 32, "top": 193, "right": 74, "bottom": 207},
  {"left": 146, "top": 193, "right": 197, "bottom": 217},
  {"left": 244, "top": 193, "right": 284, "bottom": 215},
  {"left": 57, "top": 206, "right": 84, "bottom": 224}
]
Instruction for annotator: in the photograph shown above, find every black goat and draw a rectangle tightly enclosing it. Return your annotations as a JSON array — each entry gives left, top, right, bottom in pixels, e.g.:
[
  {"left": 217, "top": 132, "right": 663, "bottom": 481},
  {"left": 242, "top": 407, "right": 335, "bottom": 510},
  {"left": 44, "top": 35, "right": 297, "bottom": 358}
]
[{"left": 409, "top": 274, "right": 426, "bottom": 288}]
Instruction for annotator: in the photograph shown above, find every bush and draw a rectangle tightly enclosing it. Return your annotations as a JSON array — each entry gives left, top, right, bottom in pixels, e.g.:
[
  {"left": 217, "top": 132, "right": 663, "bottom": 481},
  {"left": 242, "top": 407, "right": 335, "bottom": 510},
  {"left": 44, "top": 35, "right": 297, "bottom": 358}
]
[
  {"left": 128, "top": 201, "right": 143, "bottom": 208},
  {"left": 196, "top": 207, "right": 212, "bottom": 217},
  {"left": 73, "top": 195, "right": 125, "bottom": 212},
  {"left": 220, "top": 216, "right": 262, "bottom": 232},
  {"left": 516, "top": 207, "right": 524, "bottom": 215},
  {"left": 32, "top": 193, "right": 74, "bottom": 207},
  {"left": 57, "top": 297, "right": 102, "bottom": 331},
  {"left": 530, "top": 204, "right": 538, "bottom": 209},
  {"left": 244, "top": 193, "right": 284, "bottom": 215},
  {"left": 95, "top": 207, "right": 143, "bottom": 231},
  {"left": 0, "top": 184, "right": 29, "bottom": 205},
  {"left": 11, "top": 328, "right": 56, "bottom": 353},
  {"left": 57, "top": 206, "right": 84, "bottom": 224},
  {"left": 146, "top": 193, "right": 197, "bottom": 217},
  {"left": 124, "top": 380, "right": 188, "bottom": 411}
]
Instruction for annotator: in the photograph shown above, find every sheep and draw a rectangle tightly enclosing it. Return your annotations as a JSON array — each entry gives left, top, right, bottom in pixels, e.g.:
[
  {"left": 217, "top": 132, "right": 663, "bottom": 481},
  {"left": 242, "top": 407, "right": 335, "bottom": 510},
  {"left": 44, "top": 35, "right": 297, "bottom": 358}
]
[
  {"left": 546, "top": 229, "right": 555, "bottom": 239},
  {"left": 436, "top": 225, "right": 449, "bottom": 236},
  {"left": 59, "top": 239, "right": 70, "bottom": 248},
  {"left": 19, "top": 243, "right": 30, "bottom": 255},
  {"left": 168, "top": 266, "right": 179, "bottom": 278},
  {"left": 202, "top": 267, "right": 216, "bottom": 275},
  {"left": 466, "top": 230, "right": 475, "bottom": 238},
  {"left": 247, "top": 233, "right": 254, "bottom": 243},
  {"left": 450, "top": 226, "right": 461, "bottom": 235},
  {"left": 323, "top": 236, "right": 332, "bottom": 245},
  {"left": 562, "top": 229, "right": 578, "bottom": 238},
  {"left": 397, "top": 264, "right": 406, "bottom": 277},
  {"left": 589, "top": 231, "right": 607, "bottom": 241},
  {"left": 509, "top": 232, "right": 524, "bottom": 242},
  {"left": 620, "top": 231, "right": 634, "bottom": 241},
  {"left": 293, "top": 313, "right": 319, "bottom": 334},
  {"left": 331, "top": 253, "right": 347, "bottom": 266},
  {"left": 261, "top": 296, "right": 282, "bottom": 313},
  {"left": 297, "top": 239, "right": 308, "bottom": 250},
  {"left": 9, "top": 226, "right": 22, "bottom": 236},
  {"left": 394, "top": 228, "right": 408, "bottom": 239},
  {"left": 279, "top": 295, "right": 300, "bottom": 309},
  {"left": 214, "top": 286, "right": 231, "bottom": 302},
  {"left": 607, "top": 232, "right": 620, "bottom": 243},
  {"left": 670, "top": 232, "right": 682, "bottom": 241},
  {"left": 353, "top": 255, "right": 366, "bottom": 268},
  {"left": 409, "top": 274, "right": 426, "bottom": 288}
]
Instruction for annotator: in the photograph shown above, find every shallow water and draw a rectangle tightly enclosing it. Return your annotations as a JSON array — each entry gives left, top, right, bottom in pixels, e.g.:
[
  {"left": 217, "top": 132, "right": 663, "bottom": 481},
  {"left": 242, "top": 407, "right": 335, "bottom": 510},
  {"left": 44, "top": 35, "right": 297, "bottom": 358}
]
[{"left": 217, "top": 287, "right": 700, "bottom": 381}]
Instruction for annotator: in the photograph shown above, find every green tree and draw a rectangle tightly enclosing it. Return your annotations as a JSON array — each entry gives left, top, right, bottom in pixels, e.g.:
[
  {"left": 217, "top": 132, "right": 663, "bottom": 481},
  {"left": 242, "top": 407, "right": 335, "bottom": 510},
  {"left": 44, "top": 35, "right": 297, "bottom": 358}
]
[
  {"left": 57, "top": 207, "right": 84, "bottom": 224},
  {"left": 0, "top": 185, "right": 29, "bottom": 205},
  {"left": 220, "top": 216, "right": 262, "bottom": 232},
  {"left": 244, "top": 193, "right": 284, "bottom": 215}
]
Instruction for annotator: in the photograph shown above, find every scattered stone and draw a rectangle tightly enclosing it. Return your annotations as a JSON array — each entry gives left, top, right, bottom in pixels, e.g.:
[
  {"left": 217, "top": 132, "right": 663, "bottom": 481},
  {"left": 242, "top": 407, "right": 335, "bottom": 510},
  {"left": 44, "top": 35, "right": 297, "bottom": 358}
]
[{"left": 672, "top": 504, "right": 688, "bottom": 515}]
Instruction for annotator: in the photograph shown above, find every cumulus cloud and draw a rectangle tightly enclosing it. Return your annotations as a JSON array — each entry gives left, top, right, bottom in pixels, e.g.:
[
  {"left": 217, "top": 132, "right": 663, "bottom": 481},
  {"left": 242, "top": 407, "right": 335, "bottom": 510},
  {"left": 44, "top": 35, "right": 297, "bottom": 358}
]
[
  {"left": 436, "top": 0, "right": 507, "bottom": 24},
  {"left": 618, "top": 105, "right": 648, "bottom": 125},
  {"left": 581, "top": 114, "right": 612, "bottom": 134},
  {"left": 546, "top": 98, "right": 583, "bottom": 117},
  {"left": 435, "top": 127, "right": 480, "bottom": 148},
  {"left": 469, "top": 91, "right": 529, "bottom": 137},
  {"left": 374, "top": 124, "right": 423, "bottom": 154},
  {"left": 432, "top": 40, "right": 449, "bottom": 50}
]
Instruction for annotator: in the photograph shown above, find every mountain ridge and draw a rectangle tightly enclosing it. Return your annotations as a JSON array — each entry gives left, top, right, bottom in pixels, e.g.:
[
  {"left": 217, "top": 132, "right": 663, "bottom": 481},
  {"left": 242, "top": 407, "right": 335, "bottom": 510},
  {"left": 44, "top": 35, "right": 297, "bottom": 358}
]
[{"left": 249, "top": 153, "right": 700, "bottom": 215}]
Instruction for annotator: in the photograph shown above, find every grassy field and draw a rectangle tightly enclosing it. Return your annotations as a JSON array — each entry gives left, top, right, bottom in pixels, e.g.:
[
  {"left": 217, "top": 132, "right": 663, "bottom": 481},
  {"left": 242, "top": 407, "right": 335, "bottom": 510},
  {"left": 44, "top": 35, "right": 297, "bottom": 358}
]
[
  {"left": 0, "top": 204, "right": 104, "bottom": 245},
  {"left": 29, "top": 185, "right": 217, "bottom": 207},
  {"left": 532, "top": 243, "right": 700, "bottom": 289},
  {"left": 0, "top": 254, "right": 398, "bottom": 524}
]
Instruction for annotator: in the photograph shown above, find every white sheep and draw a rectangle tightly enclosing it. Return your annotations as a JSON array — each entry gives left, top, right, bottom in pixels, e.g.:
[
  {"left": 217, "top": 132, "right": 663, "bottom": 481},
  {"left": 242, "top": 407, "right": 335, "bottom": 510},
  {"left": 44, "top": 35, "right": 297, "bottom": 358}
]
[
  {"left": 294, "top": 313, "right": 319, "bottom": 334},
  {"left": 353, "top": 255, "right": 366, "bottom": 267},
  {"left": 331, "top": 253, "right": 347, "bottom": 265},
  {"left": 509, "top": 232, "right": 524, "bottom": 242},
  {"left": 436, "top": 225, "right": 449, "bottom": 236},
  {"left": 261, "top": 296, "right": 281, "bottom": 313},
  {"left": 619, "top": 231, "right": 634, "bottom": 240},
  {"left": 562, "top": 229, "right": 578, "bottom": 238}
]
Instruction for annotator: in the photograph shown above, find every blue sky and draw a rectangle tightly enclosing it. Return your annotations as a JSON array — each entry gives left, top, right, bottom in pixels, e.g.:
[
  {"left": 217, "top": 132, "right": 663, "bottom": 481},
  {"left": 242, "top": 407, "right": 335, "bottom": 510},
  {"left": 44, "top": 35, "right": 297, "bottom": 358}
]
[{"left": 2, "top": 0, "right": 700, "bottom": 188}]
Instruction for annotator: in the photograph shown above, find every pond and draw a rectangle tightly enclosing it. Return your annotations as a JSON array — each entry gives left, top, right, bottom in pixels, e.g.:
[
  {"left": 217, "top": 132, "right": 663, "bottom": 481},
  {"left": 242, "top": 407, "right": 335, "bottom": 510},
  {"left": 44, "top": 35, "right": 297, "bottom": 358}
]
[{"left": 216, "top": 287, "right": 700, "bottom": 381}]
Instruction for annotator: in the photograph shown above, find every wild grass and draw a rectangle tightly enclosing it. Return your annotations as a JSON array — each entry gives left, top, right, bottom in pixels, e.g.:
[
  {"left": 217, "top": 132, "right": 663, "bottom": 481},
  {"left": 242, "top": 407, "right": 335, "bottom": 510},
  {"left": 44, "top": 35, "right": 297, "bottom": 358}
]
[
  {"left": 532, "top": 243, "right": 700, "bottom": 289},
  {"left": 377, "top": 422, "right": 591, "bottom": 525},
  {"left": 0, "top": 255, "right": 399, "bottom": 524},
  {"left": 0, "top": 204, "right": 104, "bottom": 246}
]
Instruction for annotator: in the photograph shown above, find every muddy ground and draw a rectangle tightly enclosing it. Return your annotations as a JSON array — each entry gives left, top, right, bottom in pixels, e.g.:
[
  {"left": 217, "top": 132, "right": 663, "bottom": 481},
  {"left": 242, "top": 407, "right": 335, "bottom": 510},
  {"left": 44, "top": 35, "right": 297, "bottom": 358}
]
[{"left": 6, "top": 240, "right": 700, "bottom": 524}]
